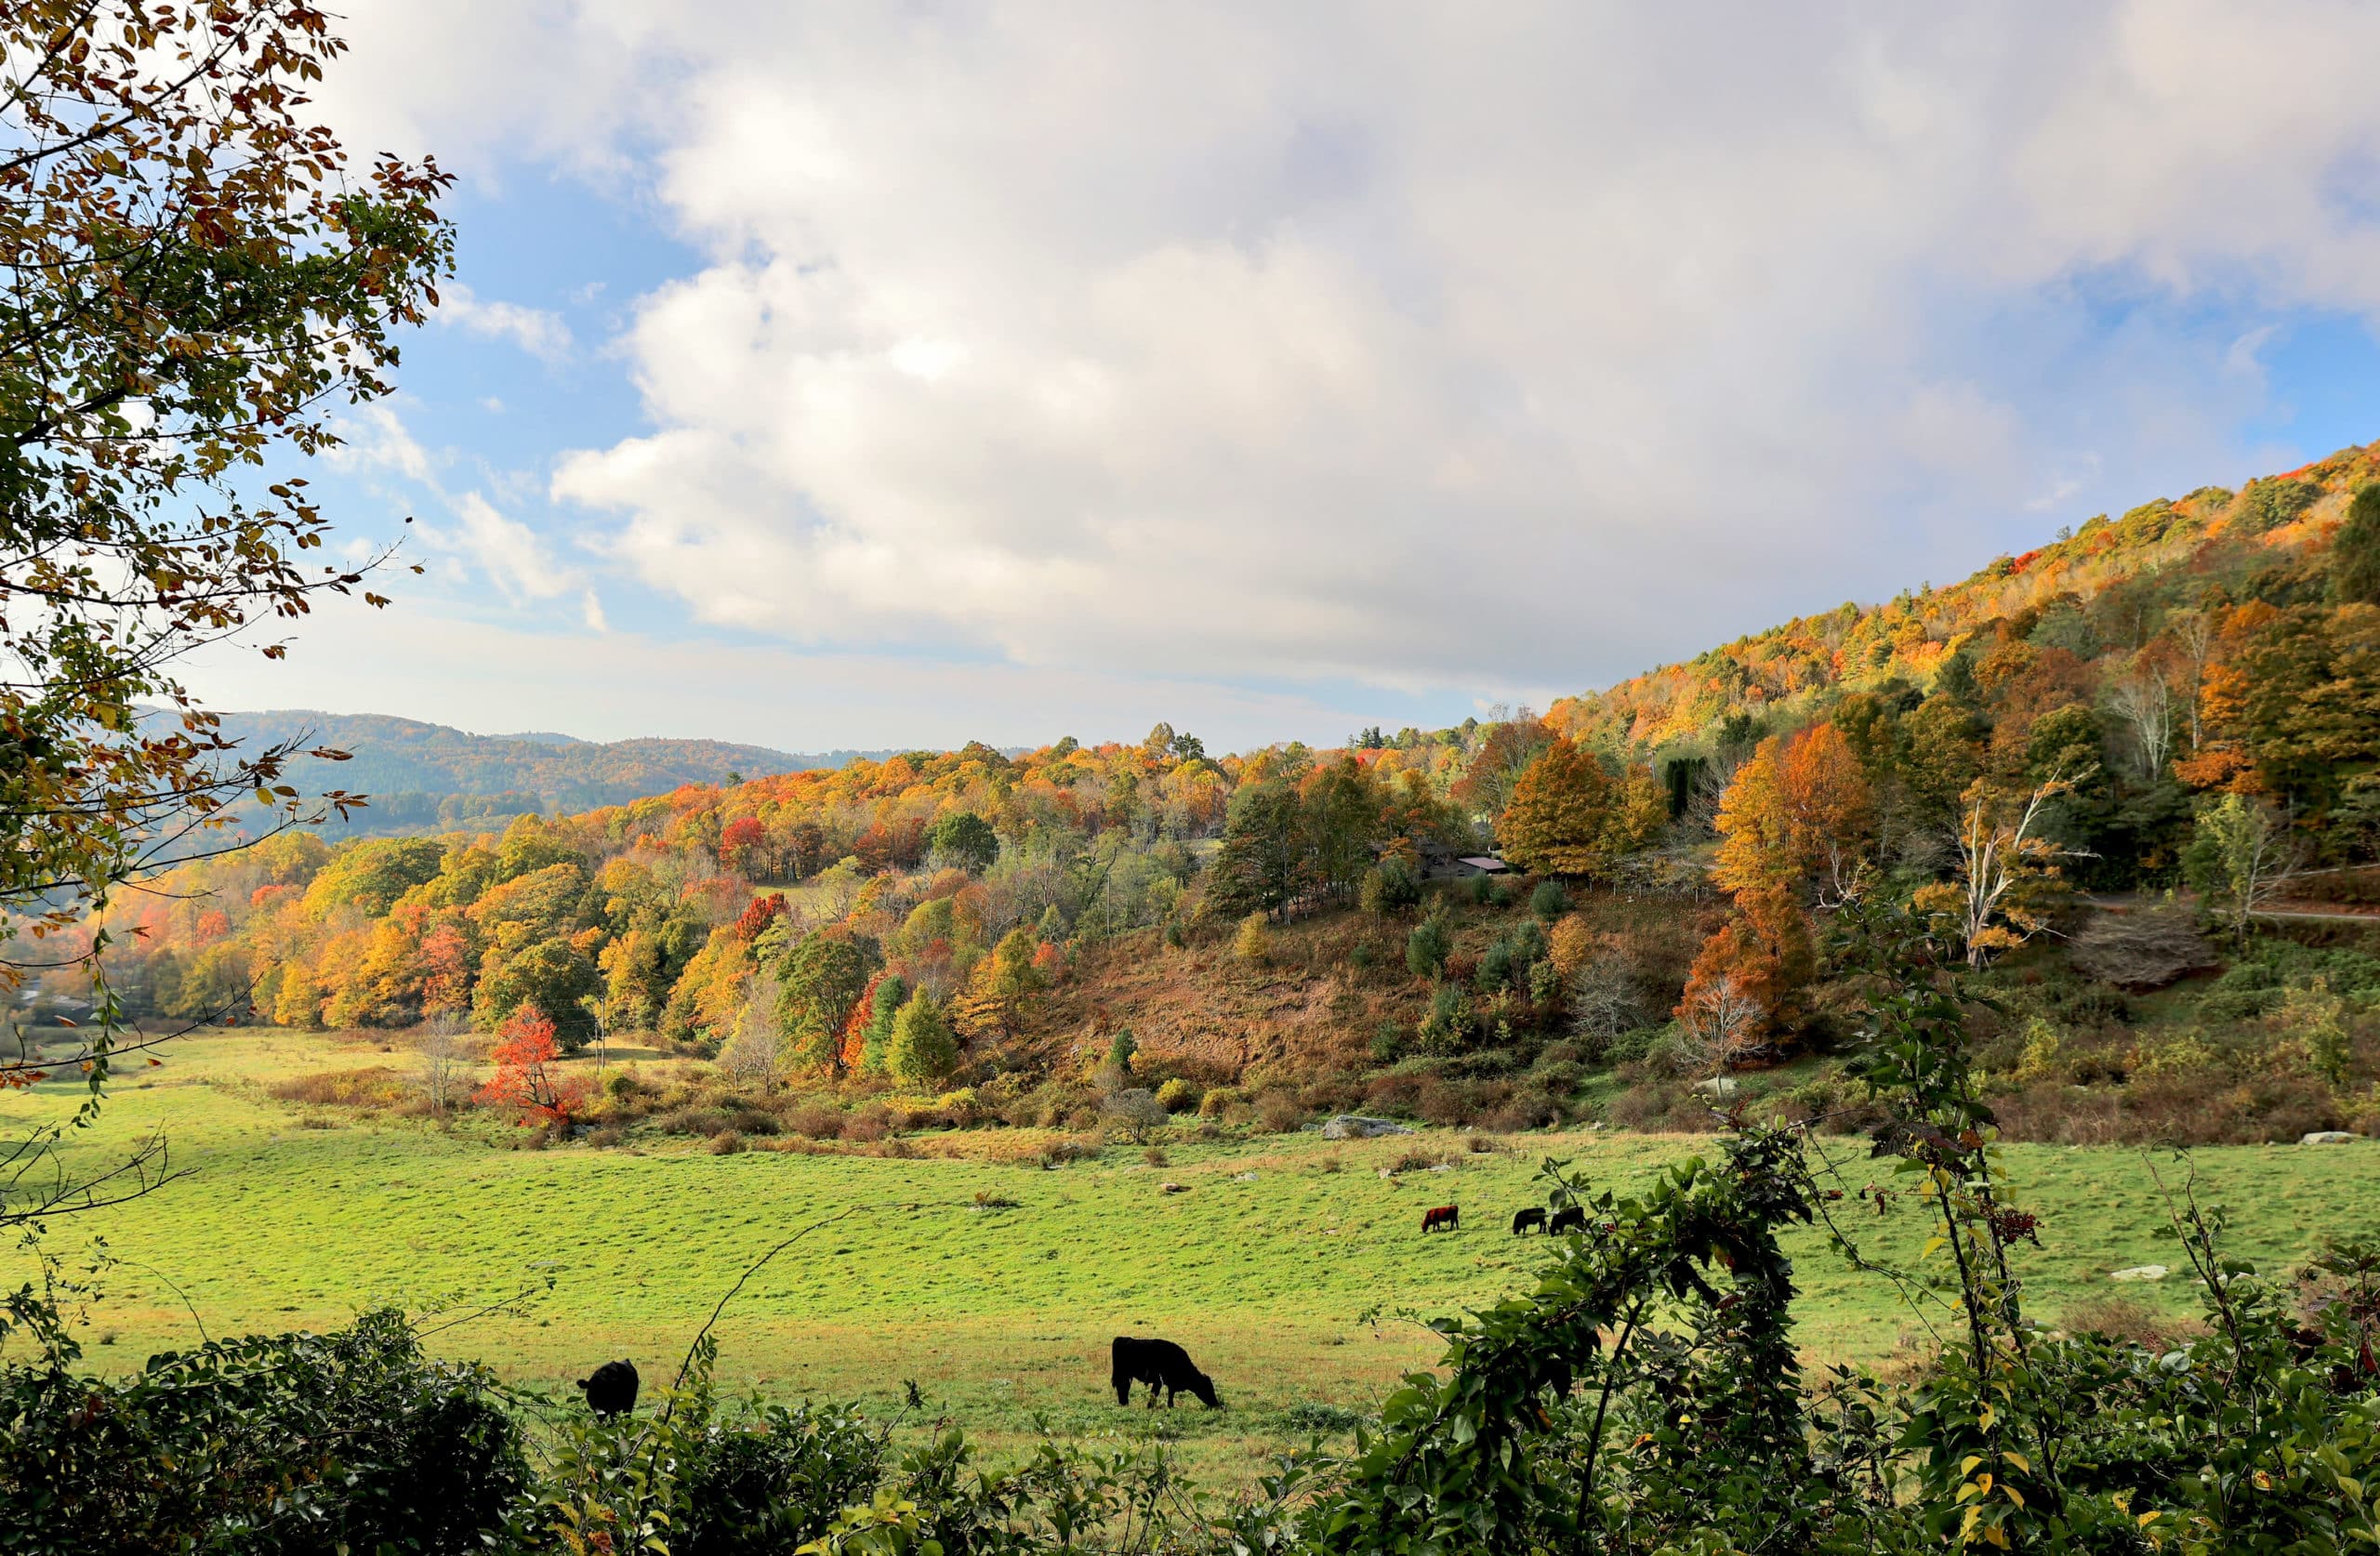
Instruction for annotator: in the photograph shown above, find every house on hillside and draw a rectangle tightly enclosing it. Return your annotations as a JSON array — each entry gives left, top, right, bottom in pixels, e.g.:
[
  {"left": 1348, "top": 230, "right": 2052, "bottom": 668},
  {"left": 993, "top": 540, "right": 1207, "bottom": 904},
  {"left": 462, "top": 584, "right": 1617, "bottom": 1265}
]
[{"left": 1413, "top": 838, "right": 1510, "bottom": 880}]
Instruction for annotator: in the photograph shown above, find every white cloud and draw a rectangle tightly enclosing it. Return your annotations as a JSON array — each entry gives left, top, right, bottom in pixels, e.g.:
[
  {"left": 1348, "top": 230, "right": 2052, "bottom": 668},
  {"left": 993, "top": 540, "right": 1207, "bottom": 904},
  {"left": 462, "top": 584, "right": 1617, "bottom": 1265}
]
[
  {"left": 445, "top": 491, "right": 573, "bottom": 604},
  {"left": 318, "top": 3, "right": 2380, "bottom": 701},
  {"left": 437, "top": 282, "right": 574, "bottom": 363}
]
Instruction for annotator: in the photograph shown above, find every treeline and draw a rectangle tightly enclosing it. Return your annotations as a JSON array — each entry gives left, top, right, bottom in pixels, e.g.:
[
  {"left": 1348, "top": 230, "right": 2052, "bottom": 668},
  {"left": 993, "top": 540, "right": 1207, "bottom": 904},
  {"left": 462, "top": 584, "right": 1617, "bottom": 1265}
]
[
  {"left": 97, "top": 453, "right": 2380, "bottom": 1097},
  {"left": 98, "top": 727, "right": 1492, "bottom": 1086}
]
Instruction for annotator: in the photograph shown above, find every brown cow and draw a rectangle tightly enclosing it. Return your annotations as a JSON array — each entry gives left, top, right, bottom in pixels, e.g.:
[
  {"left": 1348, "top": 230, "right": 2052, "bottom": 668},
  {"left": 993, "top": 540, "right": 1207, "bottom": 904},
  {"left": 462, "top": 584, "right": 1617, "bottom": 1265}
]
[{"left": 1421, "top": 1204, "right": 1459, "bottom": 1233}]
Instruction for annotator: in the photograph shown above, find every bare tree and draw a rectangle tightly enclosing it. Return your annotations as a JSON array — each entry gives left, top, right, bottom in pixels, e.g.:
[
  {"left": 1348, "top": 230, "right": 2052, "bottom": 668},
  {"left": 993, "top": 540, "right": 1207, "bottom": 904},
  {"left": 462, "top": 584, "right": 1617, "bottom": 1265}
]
[
  {"left": 2170, "top": 611, "right": 2216, "bottom": 751},
  {"left": 1925, "top": 772, "right": 2085, "bottom": 969},
  {"left": 416, "top": 1011, "right": 469, "bottom": 1115},
  {"left": 2107, "top": 668, "right": 2175, "bottom": 780},
  {"left": 716, "top": 970, "right": 787, "bottom": 1092},
  {"left": 1677, "top": 973, "right": 1766, "bottom": 1075}
]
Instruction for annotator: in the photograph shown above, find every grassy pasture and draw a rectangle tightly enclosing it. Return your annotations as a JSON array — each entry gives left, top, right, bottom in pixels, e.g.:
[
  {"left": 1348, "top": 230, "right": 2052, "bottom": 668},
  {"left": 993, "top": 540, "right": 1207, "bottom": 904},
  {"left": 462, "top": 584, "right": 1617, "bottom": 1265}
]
[{"left": 7, "top": 1030, "right": 2380, "bottom": 1478}]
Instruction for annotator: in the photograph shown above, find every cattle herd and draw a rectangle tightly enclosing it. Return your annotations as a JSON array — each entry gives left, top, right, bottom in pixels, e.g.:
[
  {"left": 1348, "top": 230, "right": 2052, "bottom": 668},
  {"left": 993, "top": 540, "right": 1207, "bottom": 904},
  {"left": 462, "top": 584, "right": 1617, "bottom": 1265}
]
[{"left": 577, "top": 1196, "right": 1589, "bottom": 1418}]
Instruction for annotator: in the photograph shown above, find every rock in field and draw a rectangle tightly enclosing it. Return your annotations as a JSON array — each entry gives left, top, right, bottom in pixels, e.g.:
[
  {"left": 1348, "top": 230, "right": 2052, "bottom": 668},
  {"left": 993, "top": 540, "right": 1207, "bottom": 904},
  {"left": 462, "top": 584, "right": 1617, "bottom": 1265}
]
[
  {"left": 2109, "top": 1265, "right": 2169, "bottom": 1282},
  {"left": 2302, "top": 1130, "right": 2361, "bottom": 1145},
  {"left": 1320, "top": 1114, "right": 1414, "bottom": 1140}
]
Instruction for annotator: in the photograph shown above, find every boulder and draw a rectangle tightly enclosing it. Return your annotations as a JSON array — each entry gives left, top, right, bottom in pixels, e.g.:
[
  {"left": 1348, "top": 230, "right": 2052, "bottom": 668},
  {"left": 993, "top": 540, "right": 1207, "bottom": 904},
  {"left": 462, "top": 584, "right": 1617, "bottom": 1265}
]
[
  {"left": 1691, "top": 1075, "right": 1741, "bottom": 1097},
  {"left": 2301, "top": 1130, "right": 2361, "bottom": 1145},
  {"left": 2109, "top": 1265, "right": 2169, "bottom": 1282},
  {"left": 1320, "top": 1114, "right": 1414, "bottom": 1140}
]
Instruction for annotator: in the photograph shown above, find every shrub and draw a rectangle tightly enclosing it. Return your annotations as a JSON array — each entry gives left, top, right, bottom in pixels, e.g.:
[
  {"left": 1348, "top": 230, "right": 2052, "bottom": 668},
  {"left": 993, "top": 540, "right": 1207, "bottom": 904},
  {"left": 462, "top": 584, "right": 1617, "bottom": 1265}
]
[
  {"left": 787, "top": 1102, "right": 844, "bottom": 1140},
  {"left": 1529, "top": 878, "right": 1568, "bottom": 920},
  {"left": 1254, "top": 1091, "right": 1304, "bottom": 1133},
  {"left": 1154, "top": 1076, "right": 1197, "bottom": 1114},
  {"left": 0, "top": 1311, "right": 525, "bottom": 1554},
  {"left": 1417, "top": 983, "right": 1477, "bottom": 1056},
  {"left": 1100, "top": 1088, "right": 1170, "bottom": 1142},
  {"left": 269, "top": 1067, "right": 409, "bottom": 1111},
  {"left": 1360, "top": 857, "right": 1422, "bottom": 916},
  {"left": 1197, "top": 1086, "right": 1244, "bottom": 1119},
  {"left": 709, "top": 1130, "right": 748, "bottom": 1155},
  {"left": 1406, "top": 915, "right": 1452, "bottom": 980},
  {"left": 1234, "top": 912, "right": 1272, "bottom": 965},
  {"left": 1369, "top": 1022, "right": 1408, "bottom": 1064}
]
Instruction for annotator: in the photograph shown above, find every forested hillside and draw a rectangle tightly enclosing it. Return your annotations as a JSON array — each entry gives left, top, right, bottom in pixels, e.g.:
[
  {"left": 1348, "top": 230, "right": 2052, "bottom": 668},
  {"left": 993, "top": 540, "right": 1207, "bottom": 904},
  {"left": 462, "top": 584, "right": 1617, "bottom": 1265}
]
[
  {"left": 206, "top": 710, "right": 894, "bottom": 835},
  {"left": 84, "top": 442, "right": 2380, "bottom": 1146}
]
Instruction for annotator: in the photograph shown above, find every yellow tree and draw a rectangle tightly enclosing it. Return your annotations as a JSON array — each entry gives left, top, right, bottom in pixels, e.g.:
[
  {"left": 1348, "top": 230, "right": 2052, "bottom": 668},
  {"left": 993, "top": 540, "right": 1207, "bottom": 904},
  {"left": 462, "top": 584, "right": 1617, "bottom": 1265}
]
[
  {"left": 1501, "top": 740, "right": 1662, "bottom": 877},
  {"left": 1499, "top": 739, "right": 1613, "bottom": 876}
]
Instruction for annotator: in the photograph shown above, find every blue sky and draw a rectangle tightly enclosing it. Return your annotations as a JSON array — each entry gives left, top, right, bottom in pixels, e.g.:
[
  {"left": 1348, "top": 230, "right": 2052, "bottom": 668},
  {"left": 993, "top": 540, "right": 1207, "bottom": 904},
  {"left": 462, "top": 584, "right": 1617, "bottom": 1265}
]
[{"left": 187, "top": 2, "right": 2380, "bottom": 756}]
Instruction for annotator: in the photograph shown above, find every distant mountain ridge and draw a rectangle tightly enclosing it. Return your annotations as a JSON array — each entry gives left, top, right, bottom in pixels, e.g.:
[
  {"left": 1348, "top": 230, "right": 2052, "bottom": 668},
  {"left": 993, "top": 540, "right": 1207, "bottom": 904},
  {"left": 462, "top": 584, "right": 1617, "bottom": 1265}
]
[{"left": 209, "top": 710, "right": 898, "bottom": 836}]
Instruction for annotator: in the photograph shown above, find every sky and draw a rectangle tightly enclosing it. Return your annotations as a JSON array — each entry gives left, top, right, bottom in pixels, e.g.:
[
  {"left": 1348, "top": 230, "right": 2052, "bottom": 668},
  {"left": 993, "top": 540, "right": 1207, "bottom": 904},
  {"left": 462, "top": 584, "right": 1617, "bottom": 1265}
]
[{"left": 185, "top": 0, "right": 2380, "bottom": 756}]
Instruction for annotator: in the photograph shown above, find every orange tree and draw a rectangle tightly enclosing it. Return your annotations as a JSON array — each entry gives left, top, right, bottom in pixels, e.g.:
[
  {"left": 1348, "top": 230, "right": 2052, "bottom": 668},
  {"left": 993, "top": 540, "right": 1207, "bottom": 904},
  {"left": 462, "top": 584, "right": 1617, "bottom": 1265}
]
[{"left": 473, "top": 1004, "right": 588, "bottom": 1130}]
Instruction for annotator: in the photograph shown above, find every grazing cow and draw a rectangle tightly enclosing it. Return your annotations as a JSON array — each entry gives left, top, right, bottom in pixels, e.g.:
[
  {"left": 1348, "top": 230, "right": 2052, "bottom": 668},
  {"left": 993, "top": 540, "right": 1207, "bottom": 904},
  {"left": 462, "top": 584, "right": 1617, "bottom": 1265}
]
[
  {"left": 1511, "top": 1207, "right": 1547, "bottom": 1236},
  {"left": 1111, "top": 1336, "right": 1222, "bottom": 1409},
  {"left": 576, "top": 1359, "right": 640, "bottom": 1418},
  {"left": 1547, "top": 1206, "right": 1586, "bottom": 1236},
  {"left": 1421, "top": 1204, "right": 1460, "bottom": 1233}
]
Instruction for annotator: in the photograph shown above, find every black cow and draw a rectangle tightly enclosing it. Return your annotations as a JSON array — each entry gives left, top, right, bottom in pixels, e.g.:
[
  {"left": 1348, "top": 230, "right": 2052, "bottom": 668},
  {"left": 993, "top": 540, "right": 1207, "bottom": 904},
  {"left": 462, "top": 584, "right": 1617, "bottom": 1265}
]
[
  {"left": 1548, "top": 1207, "right": 1586, "bottom": 1236},
  {"left": 1511, "top": 1207, "right": 1547, "bottom": 1235},
  {"left": 1111, "top": 1336, "right": 1222, "bottom": 1409},
  {"left": 576, "top": 1359, "right": 640, "bottom": 1418}
]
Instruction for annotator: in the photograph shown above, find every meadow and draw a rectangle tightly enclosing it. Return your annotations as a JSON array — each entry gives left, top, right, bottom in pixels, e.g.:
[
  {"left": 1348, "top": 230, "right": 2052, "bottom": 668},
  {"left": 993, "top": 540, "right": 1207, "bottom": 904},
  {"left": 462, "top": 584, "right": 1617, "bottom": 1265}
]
[{"left": 7, "top": 1029, "right": 2379, "bottom": 1478}]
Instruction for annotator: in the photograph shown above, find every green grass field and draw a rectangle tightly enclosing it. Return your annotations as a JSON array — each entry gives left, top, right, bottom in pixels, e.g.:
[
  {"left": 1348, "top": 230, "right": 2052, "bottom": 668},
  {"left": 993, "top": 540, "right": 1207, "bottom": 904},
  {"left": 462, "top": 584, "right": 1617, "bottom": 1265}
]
[{"left": 7, "top": 1030, "right": 2380, "bottom": 1478}]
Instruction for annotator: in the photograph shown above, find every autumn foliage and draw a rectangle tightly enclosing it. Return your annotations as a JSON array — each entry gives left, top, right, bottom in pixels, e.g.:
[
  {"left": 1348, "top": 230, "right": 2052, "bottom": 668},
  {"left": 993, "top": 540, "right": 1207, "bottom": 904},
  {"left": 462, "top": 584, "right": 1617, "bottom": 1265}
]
[
  {"left": 1498, "top": 739, "right": 1665, "bottom": 877},
  {"left": 473, "top": 1003, "right": 588, "bottom": 1128}
]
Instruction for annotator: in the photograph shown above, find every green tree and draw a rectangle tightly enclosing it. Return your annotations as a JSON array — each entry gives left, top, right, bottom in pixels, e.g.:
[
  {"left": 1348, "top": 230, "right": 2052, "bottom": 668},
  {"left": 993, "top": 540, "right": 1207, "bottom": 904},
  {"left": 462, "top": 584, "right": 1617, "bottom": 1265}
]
[
  {"left": 298, "top": 838, "right": 447, "bottom": 919},
  {"left": 1208, "top": 780, "right": 1314, "bottom": 916},
  {"left": 927, "top": 811, "right": 999, "bottom": 874},
  {"left": 887, "top": 991, "right": 959, "bottom": 1088},
  {"left": 472, "top": 937, "right": 600, "bottom": 1050},
  {"left": 2333, "top": 483, "right": 2380, "bottom": 606},
  {"left": 857, "top": 973, "right": 907, "bottom": 1075},
  {"left": 1302, "top": 757, "right": 1384, "bottom": 903},
  {"left": 775, "top": 930, "right": 877, "bottom": 1073},
  {"left": 2185, "top": 793, "right": 2299, "bottom": 948}
]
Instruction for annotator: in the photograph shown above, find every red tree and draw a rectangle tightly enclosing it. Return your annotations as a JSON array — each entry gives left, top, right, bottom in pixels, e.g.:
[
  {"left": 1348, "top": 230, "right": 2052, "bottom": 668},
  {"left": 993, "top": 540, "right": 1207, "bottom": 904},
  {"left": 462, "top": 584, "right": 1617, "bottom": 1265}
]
[
  {"left": 473, "top": 1003, "right": 588, "bottom": 1129},
  {"left": 720, "top": 815, "right": 769, "bottom": 873},
  {"left": 734, "top": 892, "right": 789, "bottom": 943}
]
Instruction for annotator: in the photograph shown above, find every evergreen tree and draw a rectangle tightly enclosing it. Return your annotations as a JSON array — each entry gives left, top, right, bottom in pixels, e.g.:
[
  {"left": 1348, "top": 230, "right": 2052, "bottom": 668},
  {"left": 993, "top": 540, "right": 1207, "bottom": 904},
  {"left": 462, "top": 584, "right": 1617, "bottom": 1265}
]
[{"left": 887, "top": 991, "right": 959, "bottom": 1088}]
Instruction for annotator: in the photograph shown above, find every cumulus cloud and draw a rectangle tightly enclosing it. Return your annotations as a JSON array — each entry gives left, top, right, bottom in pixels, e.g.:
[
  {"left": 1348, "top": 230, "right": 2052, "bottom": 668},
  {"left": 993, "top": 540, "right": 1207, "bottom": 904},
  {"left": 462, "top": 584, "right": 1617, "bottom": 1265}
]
[
  {"left": 326, "top": 3, "right": 2380, "bottom": 698},
  {"left": 437, "top": 283, "right": 574, "bottom": 363}
]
